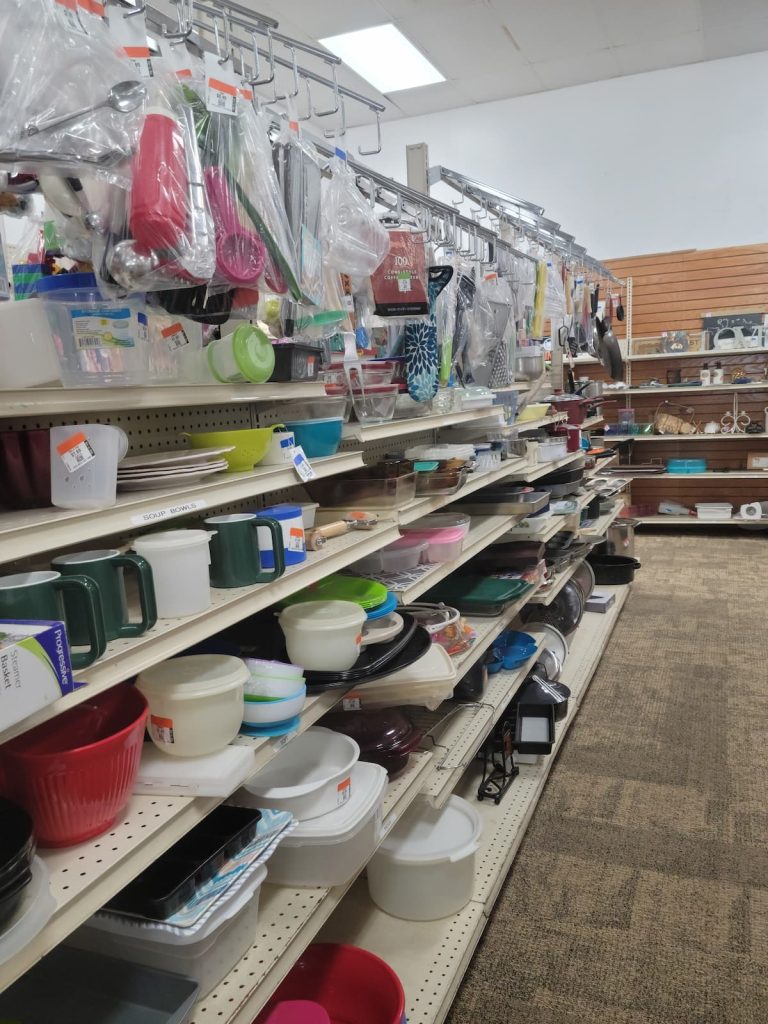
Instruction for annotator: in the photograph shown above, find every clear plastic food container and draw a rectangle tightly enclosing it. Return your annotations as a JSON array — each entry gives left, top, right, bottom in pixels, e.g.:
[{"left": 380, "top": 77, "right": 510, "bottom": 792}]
[
  {"left": 350, "top": 384, "right": 399, "bottom": 424},
  {"left": 406, "top": 512, "right": 471, "bottom": 536},
  {"left": 402, "top": 525, "right": 467, "bottom": 563},
  {"left": 353, "top": 535, "right": 429, "bottom": 573}
]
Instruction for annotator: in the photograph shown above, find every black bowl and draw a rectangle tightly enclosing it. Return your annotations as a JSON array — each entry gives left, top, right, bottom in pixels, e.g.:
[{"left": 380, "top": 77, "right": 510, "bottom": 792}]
[
  {"left": 0, "top": 798, "right": 35, "bottom": 884},
  {"left": 0, "top": 867, "right": 32, "bottom": 926}
]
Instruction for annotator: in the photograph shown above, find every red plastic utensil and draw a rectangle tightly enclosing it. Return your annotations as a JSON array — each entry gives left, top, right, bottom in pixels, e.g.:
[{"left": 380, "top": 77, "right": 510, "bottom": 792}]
[
  {"left": 0, "top": 684, "right": 148, "bottom": 847},
  {"left": 131, "top": 108, "right": 188, "bottom": 252},
  {"left": 204, "top": 167, "right": 267, "bottom": 286}
]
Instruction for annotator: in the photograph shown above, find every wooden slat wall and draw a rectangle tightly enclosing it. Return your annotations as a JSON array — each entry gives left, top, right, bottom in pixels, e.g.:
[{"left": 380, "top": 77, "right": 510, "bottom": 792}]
[{"left": 605, "top": 243, "right": 768, "bottom": 337}]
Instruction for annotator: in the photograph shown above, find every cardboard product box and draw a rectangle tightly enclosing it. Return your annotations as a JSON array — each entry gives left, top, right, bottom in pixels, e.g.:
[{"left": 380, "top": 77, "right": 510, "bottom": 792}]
[{"left": 0, "top": 620, "right": 75, "bottom": 730}]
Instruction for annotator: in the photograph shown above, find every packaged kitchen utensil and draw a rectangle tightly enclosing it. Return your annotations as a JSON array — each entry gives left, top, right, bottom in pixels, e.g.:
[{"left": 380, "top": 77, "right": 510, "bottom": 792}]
[
  {"left": 370, "top": 229, "right": 428, "bottom": 318},
  {"left": 322, "top": 155, "right": 390, "bottom": 276}
]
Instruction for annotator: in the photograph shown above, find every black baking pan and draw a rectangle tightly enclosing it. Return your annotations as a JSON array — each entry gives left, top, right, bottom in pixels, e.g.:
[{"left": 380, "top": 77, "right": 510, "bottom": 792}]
[
  {"left": 587, "top": 553, "right": 641, "bottom": 584},
  {"left": 105, "top": 806, "right": 262, "bottom": 921}
]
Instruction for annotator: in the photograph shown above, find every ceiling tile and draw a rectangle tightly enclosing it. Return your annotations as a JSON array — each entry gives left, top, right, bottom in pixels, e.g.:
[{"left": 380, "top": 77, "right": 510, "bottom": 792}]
[
  {"left": 532, "top": 47, "right": 620, "bottom": 91},
  {"left": 457, "top": 65, "right": 543, "bottom": 103},
  {"left": 699, "top": 0, "right": 768, "bottom": 25},
  {"left": 613, "top": 31, "right": 704, "bottom": 76},
  {"left": 286, "top": 0, "right": 392, "bottom": 37},
  {"left": 591, "top": 0, "right": 701, "bottom": 46},
  {"left": 380, "top": 80, "right": 472, "bottom": 118},
  {"left": 490, "top": 0, "right": 610, "bottom": 61},
  {"left": 380, "top": 0, "right": 488, "bottom": 18},
  {"left": 702, "top": 17, "right": 768, "bottom": 58},
  {"left": 392, "top": 4, "right": 520, "bottom": 71}
]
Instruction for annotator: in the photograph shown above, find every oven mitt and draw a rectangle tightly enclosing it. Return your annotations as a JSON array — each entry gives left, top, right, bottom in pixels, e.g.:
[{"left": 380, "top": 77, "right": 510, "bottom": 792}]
[{"left": 404, "top": 265, "right": 453, "bottom": 402}]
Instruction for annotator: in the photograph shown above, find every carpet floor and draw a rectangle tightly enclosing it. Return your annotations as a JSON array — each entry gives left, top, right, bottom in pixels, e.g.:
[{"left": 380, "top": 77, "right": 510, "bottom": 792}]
[{"left": 446, "top": 530, "right": 768, "bottom": 1024}]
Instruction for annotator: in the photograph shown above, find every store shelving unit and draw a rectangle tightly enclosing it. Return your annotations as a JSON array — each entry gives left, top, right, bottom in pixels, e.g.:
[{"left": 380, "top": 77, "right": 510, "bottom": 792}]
[
  {"left": 635, "top": 514, "right": 760, "bottom": 526},
  {"left": 605, "top": 433, "right": 768, "bottom": 441},
  {"left": 520, "top": 451, "right": 585, "bottom": 483},
  {"left": 342, "top": 405, "right": 506, "bottom": 442},
  {"left": 396, "top": 458, "right": 529, "bottom": 524},
  {"left": 0, "top": 382, "right": 327, "bottom": 417},
  {"left": 319, "top": 588, "right": 630, "bottom": 1024},
  {"left": 621, "top": 382, "right": 768, "bottom": 396},
  {"left": 529, "top": 557, "right": 586, "bottom": 605},
  {"left": 187, "top": 751, "right": 434, "bottom": 1024},
  {"left": 512, "top": 412, "right": 568, "bottom": 432},
  {"left": 580, "top": 500, "right": 623, "bottom": 538},
  {"left": 502, "top": 514, "right": 563, "bottom": 543},
  {"left": 580, "top": 414, "right": 605, "bottom": 430},
  {"left": 0, "top": 452, "right": 365, "bottom": 564}
]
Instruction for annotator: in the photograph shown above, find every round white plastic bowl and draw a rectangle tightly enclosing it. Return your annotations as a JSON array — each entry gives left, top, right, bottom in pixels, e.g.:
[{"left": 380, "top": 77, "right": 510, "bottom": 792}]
[
  {"left": 242, "top": 688, "right": 306, "bottom": 725},
  {"left": 244, "top": 727, "right": 360, "bottom": 820},
  {"left": 245, "top": 674, "right": 307, "bottom": 699},
  {"left": 243, "top": 658, "right": 304, "bottom": 680}
]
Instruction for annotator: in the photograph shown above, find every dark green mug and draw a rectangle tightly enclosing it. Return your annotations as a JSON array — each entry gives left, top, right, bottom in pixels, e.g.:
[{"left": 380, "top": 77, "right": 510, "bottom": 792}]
[
  {"left": 52, "top": 549, "right": 157, "bottom": 643},
  {"left": 0, "top": 569, "right": 107, "bottom": 669},
  {"left": 204, "top": 514, "right": 286, "bottom": 588}
]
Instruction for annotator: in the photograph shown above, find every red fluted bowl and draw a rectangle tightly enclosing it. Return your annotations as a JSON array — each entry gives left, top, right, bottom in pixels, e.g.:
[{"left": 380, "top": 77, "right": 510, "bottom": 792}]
[{"left": 0, "top": 684, "right": 148, "bottom": 847}]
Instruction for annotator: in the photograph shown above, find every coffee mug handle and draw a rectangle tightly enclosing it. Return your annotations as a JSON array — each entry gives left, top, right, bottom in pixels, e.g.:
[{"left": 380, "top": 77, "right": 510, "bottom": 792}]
[
  {"left": 250, "top": 516, "right": 286, "bottom": 582},
  {"left": 54, "top": 575, "right": 108, "bottom": 669},
  {"left": 111, "top": 553, "right": 158, "bottom": 637}
]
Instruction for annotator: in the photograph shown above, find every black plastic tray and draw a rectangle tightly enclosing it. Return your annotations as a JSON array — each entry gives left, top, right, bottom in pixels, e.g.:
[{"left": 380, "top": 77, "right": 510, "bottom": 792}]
[
  {"left": 305, "top": 624, "right": 431, "bottom": 691},
  {"left": 105, "top": 806, "right": 261, "bottom": 921}
]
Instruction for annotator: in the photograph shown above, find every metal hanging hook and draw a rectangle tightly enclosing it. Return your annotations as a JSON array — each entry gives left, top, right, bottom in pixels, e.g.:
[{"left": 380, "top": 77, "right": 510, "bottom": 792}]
[
  {"left": 313, "top": 62, "right": 341, "bottom": 117},
  {"left": 358, "top": 108, "right": 382, "bottom": 156},
  {"left": 124, "top": 1, "right": 146, "bottom": 17},
  {"left": 452, "top": 187, "right": 466, "bottom": 208},
  {"left": 246, "top": 28, "right": 275, "bottom": 86},
  {"left": 323, "top": 93, "right": 346, "bottom": 139},
  {"left": 212, "top": 14, "right": 231, "bottom": 64},
  {"left": 297, "top": 75, "right": 313, "bottom": 121},
  {"left": 273, "top": 45, "right": 300, "bottom": 101},
  {"left": 163, "top": 0, "right": 194, "bottom": 42}
]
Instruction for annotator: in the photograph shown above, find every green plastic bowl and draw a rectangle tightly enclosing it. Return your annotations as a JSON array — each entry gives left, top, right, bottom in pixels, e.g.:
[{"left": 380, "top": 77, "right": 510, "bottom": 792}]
[{"left": 186, "top": 426, "right": 279, "bottom": 472}]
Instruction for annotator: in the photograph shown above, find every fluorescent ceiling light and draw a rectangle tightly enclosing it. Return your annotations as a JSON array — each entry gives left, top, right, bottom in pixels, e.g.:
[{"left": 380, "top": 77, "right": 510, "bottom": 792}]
[{"left": 320, "top": 24, "right": 445, "bottom": 93}]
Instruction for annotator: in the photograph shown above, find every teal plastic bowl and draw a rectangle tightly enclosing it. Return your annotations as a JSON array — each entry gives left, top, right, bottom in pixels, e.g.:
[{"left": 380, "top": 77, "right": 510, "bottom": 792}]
[{"left": 284, "top": 418, "right": 343, "bottom": 458}]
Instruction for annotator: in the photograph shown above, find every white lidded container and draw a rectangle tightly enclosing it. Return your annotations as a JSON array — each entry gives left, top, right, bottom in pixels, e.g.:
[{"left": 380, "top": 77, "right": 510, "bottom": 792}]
[
  {"left": 50, "top": 423, "right": 128, "bottom": 509},
  {"left": 537, "top": 438, "right": 568, "bottom": 462},
  {"left": 132, "top": 529, "right": 213, "bottom": 617},
  {"left": 243, "top": 727, "right": 359, "bottom": 821},
  {"left": 279, "top": 599, "right": 367, "bottom": 672},
  {"left": 367, "top": 795, "right": 482, "bottom": 921},
  {"left": 695, "top": 502, "right": 733, "bottom": 521},
  {"left": 264, "top": 761, "right": 387, "bottom": 887},
  {"left": 136, "top": 654, "right": 248, "bottom": 757},
  {"left": 343, "top": 644, "right": 457, "bottom": 712},
  {"left": 69, "top": 862, "right": 267, "bottom": 997}
]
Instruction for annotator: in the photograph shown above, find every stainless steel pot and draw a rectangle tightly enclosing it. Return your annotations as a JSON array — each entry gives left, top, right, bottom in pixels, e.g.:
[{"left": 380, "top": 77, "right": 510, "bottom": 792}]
[
  {"left": 582, "top": 380, "right": 604, "bottom": 399},
  {"left": 605, "top": 517, "right": 638, "bottom": 557}
]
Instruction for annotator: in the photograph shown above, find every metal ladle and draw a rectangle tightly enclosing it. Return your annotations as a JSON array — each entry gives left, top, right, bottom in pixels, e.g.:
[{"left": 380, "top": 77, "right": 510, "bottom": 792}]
[{"left": 24, "top": 81, "right": 147, "bottom": 137}]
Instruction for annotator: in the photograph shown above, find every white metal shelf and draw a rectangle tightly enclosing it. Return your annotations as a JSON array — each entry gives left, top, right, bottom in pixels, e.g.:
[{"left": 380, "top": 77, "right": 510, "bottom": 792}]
[
  {"left": 412, "top": 633, "right": 545, "bottom": 809},
  {"left": 604, "top": 433, "right": 768, "bottom": 442},
  {"left": 512, "top": 412, "right": 567, "bottom": 432},
  {"left": 388, "top": 515, "right": 515, "bottom": 605},
  {"left": 450, "top": 585, "right": 542, "bottom": 678},
  {"left": 502, "top": 514, "right": 562, "bottom": 543},
  {"left": 629, "top": 348, "right": 767, "bottom": 362},
  {"left": 0, "top": 452, "right": 364, "bottom": 565},
  {"left": 580, "top": 500, "right": 623, "bottom": 538},
  {"left": 530, "top": 557, "right": 585, "bottom": 605},
  {"left": 621, "top": 382, "right": 768, "bottom": 396},
  {"left": 586, "top": 451, "right": 619, "bottom": 476},
  {"left": 320, "top": 589, "right": 630, "bottom": 1024},
  {"left": 187, "top": 751, "right": 434, "bottom": 1024},
  {"left": 0, "top": 522, "right": 400, "bottom": 745},
  {"left": 581, "top": 414, "right": 605, "bottom": 430},
  {"left": 636, "top": 514, "right": 761, "bottom": 526},
  {"left": 342, "top": 405, "right": 504, "bottom": 442},
  {"left": 512, "top": 451, "right": 585, "bottom": 483},
  {"left": 622, "top": 470, "right": 768, "bottom": 479},
  {"left": 0, "top": 382, "right": 326, "bottom": 417}
]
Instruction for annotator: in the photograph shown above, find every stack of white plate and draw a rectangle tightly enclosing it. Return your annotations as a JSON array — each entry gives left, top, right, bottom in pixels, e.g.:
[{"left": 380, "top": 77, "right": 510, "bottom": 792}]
[{"left": 117, "top": 447, "right": 234, "bottom": 491}]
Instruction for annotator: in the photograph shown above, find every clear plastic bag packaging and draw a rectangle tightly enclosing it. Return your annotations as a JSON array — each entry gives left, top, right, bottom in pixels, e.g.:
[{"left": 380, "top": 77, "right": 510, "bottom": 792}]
[
  {"left": 322, "top": 157, "right": 390, "bottom": 277},
  {"left": 94, "top": 75, "right": 216, "bottom": 295},
  {"left": 0, "top": 0, "right": 144, "bottom": 182},
  {"left": 272, "top": 120, "right": 324, "bottom": 304}
]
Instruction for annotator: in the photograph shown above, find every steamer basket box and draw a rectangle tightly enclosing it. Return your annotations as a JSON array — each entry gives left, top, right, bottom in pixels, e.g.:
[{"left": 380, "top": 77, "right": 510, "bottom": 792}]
[{"left": 0, "top": 620, "right": 75, "bottom": 730}]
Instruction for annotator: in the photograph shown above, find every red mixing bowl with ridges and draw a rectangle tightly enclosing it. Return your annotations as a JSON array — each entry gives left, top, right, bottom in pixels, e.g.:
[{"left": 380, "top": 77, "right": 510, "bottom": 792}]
[{"left": 0, "top": 684, "right": 148, "bottom": 847}]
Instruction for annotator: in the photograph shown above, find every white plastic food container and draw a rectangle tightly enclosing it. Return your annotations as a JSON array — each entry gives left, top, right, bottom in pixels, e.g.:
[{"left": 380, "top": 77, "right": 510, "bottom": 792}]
[
  {"left": 132, "top": 529, "right": 213, "bottom": 617},
  {"left": 50, "top": 423, "right": 128, "bottom": 510},
  {"left": 265, "top": 761, "right": 387, "bottom": 887},
  {"left": 343, "top": 644, "right": 457, "bottom": 711},
  {"left": 244, "top": 727, "right": 359, "bottom": 821},
  {"left": 69, "top": 863, "right": 267, "bottom": 997},
  {"left": 353, "top": 535, "right": 428, "bottom": 574},
  {"left": 695, "top": 503, "right": 733, "bottom": 520},
  {"left": 242, "top": 687, "right": 306, "bottom": 725},
  {"left": 402, "top": 525, "right": 466, "bottom": 563},
  {"left": 0, "top": 299, "right": 61, "bottom": 388},
  {"left": 367, "top": 796, "right": 482, "bottom": 921},
  {"left": 136, "top": 654, "right": 248, "bottom": 757},
  {"left": 279, "top": 600, "right": 367, "bottom": 671}
]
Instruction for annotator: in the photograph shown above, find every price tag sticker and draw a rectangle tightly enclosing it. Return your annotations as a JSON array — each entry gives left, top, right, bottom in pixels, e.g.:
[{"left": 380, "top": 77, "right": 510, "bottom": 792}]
[
  {"left": 271, "top": 728, "right": 298, "bottom": 751},
  {"left": 336, "top": 776, "right": 351, "bottom": 806},
  {"left": 287, "top": 527, "right": 305, "bottom": 553},
  {"left": 54, "top": 0, "right": 86, "bottom": 35},
  {"left": 204, "top": 53, "right": 239, "bottom": 115},
  {"left": 396, "top": 271, "right": 412, "bottom": 293},
  {"left": 342, "top": 697, "right": 362, "bottom": 711},
  {"left": 56, "top": 431, "right": 95, "bottom": 473},
  {"left": 292, "top": 445, "right": 316, "bottom": 482},
  {"left": 161, "top": 321, "right": 190, "bottom": 351}
]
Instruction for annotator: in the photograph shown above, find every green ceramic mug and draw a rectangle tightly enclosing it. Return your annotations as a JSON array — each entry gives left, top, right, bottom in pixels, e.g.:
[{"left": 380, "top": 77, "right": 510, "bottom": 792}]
[
  {"left": 204, "top": 514, "right": 286, "bottom": 588},
  {"left": 52, "top": 549, "right": 157, "bottom": 644},
  {"left": 0, "top": 569, "right": 107, "bottom": 669}
]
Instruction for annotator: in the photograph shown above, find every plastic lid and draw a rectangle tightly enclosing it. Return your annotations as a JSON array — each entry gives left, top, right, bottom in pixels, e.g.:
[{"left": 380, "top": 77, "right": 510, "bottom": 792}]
[
  {"left": 283, "top": 574, "right": 388, "bottom": 611},
  {"left": 378, "top": 795, "right": 482, "bottom": 865},
  {"left": 406, "top": 513, "right": 470, "bottom": 532},
  {"left": 406, "top": 526, "right": 466, "bottom": 543},
  {"left": 132, "top": 529, "right": 213, "bottom": 551},
  {"left": 136, "top": 655, "right": 248, "bottom": 700},
  {"left": 387, "top": 535, "right": 428, "bottom": 552},
  {"left": 232, "top": 324, "right": 275, "bottom": 383},
  {"left": 323, "top": 708, "right": 418, "bottom": 754},
  {"left": 35, "top": 272, "right": 98, "bottom": 295},
  {"left": 260, "top": 504, "right": 302, "bottom": 521},
  {"left": 279, "top": 600, "right": 366, "bottom": 630},
  {"left": 283, "top": 761, "right": 387, "bottom": 845}
]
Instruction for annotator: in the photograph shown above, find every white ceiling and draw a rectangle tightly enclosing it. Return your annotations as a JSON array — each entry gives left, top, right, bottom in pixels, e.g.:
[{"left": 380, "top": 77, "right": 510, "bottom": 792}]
[{"left": 237, "top": 0, "right": 768, "bottom": 127}]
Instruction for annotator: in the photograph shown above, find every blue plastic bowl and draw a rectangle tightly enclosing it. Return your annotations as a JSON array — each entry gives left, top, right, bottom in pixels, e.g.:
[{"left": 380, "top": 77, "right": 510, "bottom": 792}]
[
  {"left": 492, "top": 629, "right": 538, "bottom": 671},
  {"left": 284, "top": 417, "right": 343, "bottom": 458}
]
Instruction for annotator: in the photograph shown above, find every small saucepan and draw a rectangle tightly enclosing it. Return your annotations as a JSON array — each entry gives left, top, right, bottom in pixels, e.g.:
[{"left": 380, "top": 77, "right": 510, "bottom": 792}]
[{"left": 587, "top": 553, "right": 641, "bottom": 585}]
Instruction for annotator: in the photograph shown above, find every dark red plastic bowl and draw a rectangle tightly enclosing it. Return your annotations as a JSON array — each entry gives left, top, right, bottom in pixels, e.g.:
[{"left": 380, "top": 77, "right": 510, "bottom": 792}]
[
  {"left": 256, "top": 943, "right": 405, "bottom": 1024},
  {"left": 0, "top": 684, "right": 148, "bottom": 847}
]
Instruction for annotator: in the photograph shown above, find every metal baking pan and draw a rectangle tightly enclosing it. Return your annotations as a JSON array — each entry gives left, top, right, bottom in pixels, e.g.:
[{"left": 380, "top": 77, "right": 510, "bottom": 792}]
[{"left": 456, "top": 490, "right": 550, "bottom": 516}]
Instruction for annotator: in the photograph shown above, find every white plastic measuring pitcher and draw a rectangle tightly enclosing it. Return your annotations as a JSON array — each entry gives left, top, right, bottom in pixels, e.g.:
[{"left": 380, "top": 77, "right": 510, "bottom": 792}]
[
  {"left": 49, "top": 424, "right": 129, "bottom": 509},
  {"left": 132, "top": 530, "right": 214, "bottom": 617}
]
